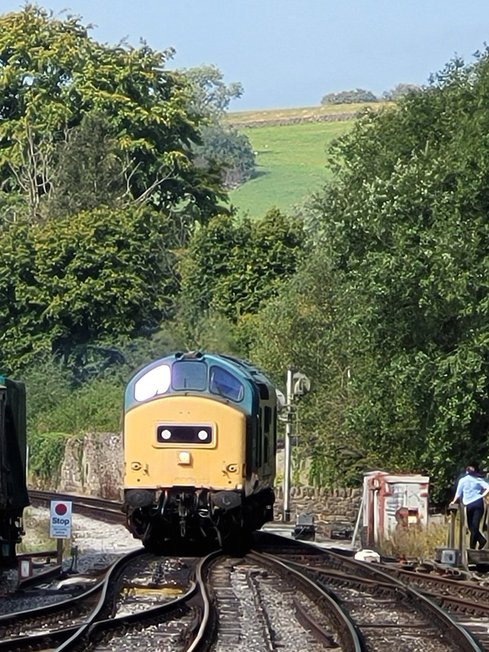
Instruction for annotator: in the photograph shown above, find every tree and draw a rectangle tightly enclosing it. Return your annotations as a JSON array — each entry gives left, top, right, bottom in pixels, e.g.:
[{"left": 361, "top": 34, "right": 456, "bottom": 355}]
[
  {"left": 246, "top": 249, "right": 361, "bottom": 487},
  {"left": 183, "top": 64, "right": 255, "bottom": 188},
  {"left": 0, "top": 205, "right": 179, "bottom": 371},
  {"left": 178, "top": 208, "right": 305, "bottom": 331},
  {"left": 183, "top": 64, "right": 243, "bottom": 118},
  {"left": 193, "top": 124, "right": 255, "bottom": 188},
  {"left": 300, "top": 51, "right": 489, "bottom": 498},
  {"left": 383, "top": 83, "right": 421, "bottom": 101},
  {"left": 0, "top": 5, "right": 226, "bottom": 222},
  {"left": 48, "top": 112, "right": 125, "bottom": 216},
  {"left": 321, "top": 89, "right": 378, "bottom": 105}
]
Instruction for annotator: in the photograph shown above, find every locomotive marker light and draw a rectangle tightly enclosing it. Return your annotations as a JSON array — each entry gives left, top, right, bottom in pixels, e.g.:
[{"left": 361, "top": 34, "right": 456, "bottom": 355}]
[{"left": 283, "top": 367, "right": 311, "bottom": 522}]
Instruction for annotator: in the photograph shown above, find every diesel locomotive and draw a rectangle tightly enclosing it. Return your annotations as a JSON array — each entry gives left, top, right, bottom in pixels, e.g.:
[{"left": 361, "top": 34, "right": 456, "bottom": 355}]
[
  {"left": 122, "top": 351, "right": 278, "bottom": 551},
  {"left": 0, "top": 376, "right": 29, "bottom": 565}
]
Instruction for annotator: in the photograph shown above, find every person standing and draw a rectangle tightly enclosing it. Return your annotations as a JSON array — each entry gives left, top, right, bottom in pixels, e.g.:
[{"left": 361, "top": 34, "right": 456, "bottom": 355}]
[{"left": 450, "top": 465, "right": 489, "bottom": 550}]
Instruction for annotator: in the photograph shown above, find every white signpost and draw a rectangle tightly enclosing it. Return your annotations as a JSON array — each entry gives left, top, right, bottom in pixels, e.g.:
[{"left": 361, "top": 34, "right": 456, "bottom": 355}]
[
  {"left": 49, "top": 500, "right": 72, "bottom": 538},
  {"left": 49, "top": 500, "right": 72, "bottom": 563}
]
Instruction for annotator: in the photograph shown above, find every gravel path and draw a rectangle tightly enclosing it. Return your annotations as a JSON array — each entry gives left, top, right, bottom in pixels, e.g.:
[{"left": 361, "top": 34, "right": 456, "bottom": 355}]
[{"left": 0, "top": 506, "right": 141, "bottom": 598}]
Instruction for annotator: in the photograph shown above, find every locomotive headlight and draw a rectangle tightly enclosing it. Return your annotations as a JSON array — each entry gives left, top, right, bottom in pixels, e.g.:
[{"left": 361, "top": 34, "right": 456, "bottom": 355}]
[
  {"left": 197, "top": 429, "right": 209, "bottom": 441},
  {"left": 178, "top": 451, "right": 191, "bottom": 465},
  {"left": 160, "top": 429, "right": 172, "bottom": 440}
]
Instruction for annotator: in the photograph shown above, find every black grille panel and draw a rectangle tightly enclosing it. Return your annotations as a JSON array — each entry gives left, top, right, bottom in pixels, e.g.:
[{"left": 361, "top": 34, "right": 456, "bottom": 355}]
[{"left": 156, "top": 424, "right": 213, "bottom": 444}]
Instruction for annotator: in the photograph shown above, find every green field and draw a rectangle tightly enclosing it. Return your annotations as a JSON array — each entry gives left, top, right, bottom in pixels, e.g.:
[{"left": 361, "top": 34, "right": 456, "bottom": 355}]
[
  {"left": 229, "top": 119, "right": 352, "bottom": 217},
  {"left": 226, "top": 102, "right": 392, "bottom": 218}
]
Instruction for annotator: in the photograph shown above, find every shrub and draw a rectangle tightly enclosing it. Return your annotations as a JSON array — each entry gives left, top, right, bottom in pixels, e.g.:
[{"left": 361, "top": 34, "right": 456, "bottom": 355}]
[{"left": 28, "top": 431, "right": 70, "bottom": 486}]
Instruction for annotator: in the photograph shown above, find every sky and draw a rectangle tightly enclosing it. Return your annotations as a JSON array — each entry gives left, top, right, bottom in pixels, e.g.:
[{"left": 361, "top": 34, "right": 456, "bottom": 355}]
[{"left": 2, "top": 1, "right": 489, "bottom": 111}]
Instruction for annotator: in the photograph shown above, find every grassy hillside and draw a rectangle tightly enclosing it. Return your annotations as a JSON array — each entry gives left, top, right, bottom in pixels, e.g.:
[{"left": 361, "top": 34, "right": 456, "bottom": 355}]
[{"left": 227, "top": 103, "right": 387, "bottom": 217}]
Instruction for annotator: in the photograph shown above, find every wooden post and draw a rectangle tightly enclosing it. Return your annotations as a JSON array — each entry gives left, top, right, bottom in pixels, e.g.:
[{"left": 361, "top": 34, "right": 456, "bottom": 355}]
[{"left": 56, "top": 538, "right": 63, "bottom": 565}]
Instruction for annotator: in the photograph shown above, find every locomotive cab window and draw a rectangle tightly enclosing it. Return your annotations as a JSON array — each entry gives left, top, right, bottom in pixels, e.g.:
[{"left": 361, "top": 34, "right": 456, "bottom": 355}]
[
  {"left": 263, "top": 406, "right": 272, "bottom": 464},
  {"left": 210, "top": 366, "right": 244, "bottom": 401},
  {"left": 134, "top": 364, "right": 171, "bottom": 402},
  {"left": 172, "top": 360, "right": 207, "bottom": 391}
]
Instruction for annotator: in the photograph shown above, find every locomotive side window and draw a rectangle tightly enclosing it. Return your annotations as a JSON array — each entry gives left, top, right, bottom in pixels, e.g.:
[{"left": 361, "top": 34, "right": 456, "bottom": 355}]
[
  {"left": 257, "top": 383, "right": 269, "bottom": 400},
  {"left": 172, "top": 360, "right": 207, "bottom": 390},
  {"left": 134, "top": 364, "right": 171, "bottom": 401},
  {"left": 210, "top": 366, "right": 244, "bottom": 401},
  {"left": 263, "top": 406, "right": 271, "bottom": 463}
]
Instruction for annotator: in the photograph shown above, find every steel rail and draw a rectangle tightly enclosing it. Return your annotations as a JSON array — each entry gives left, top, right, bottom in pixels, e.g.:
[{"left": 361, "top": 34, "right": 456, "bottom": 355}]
[{"left": 249, "top": 550, "right": 365, "bottom": 652}]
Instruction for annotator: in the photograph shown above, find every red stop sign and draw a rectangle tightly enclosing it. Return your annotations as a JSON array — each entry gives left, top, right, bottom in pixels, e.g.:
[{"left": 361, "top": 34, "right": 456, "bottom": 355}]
[{"left": 55, "top": 503, "right": 67, "bottom": 515}]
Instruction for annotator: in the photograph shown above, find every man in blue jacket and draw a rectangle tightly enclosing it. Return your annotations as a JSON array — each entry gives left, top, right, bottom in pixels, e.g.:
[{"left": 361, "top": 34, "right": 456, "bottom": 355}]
[{"left": 450, "top": 465, "right": 489, "bottom": 549}]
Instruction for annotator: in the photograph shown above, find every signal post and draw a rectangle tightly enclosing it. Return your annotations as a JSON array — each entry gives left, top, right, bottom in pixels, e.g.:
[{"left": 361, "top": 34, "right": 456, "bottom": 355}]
[{"left": 282, "top": 367, "right": 310, "bottom": 522}]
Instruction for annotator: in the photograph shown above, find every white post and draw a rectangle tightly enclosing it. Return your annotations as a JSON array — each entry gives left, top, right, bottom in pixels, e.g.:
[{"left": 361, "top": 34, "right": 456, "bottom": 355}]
[
  {"left": 351, "top": 494, "right": 364, "bottom": 550},
  {"left": 283, "top": 367, "right": 294, "bottom": 522}
]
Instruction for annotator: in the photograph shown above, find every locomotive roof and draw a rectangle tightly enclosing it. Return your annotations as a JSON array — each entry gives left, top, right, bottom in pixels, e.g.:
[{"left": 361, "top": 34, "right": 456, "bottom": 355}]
[
  {"left": 131, "top": 351, "right": 273, "bottom": 384},
  {"left": 125, "top": 351, "right": 276, "bottom": 412}
]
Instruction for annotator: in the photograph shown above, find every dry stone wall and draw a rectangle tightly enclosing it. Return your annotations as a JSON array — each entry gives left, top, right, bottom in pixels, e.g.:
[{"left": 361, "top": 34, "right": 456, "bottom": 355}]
[
  {"left": 229, "top": 111, "right": 358, "bottom": 129},
  {"left": 57, "top": 432, "right": 361, "bottom": 527}
]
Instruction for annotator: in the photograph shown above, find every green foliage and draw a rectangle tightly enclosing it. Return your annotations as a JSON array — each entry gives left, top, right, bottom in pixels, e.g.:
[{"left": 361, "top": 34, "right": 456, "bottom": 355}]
[
  {"left": 183, "top": 64, "right": 243, "bottom": 118},
  {"left": 293, "top": 51, "right": 489, "bottom": 499},
  {"left": 194, "top": 124, "right": 255, "bottom": 188},
  {"left": 48, "top": 112, "right": 125, "bottom": 216},
  {"left": 178, "top": 312, "right": 244, "bottom": 355},
  {"left": 34, "top": 376, "right": 124, "bottom": 434},
  {"left": 0, "top": 205, "right": 179, "bottom": 370},
  {"left": 183, "top": 66, "right": 255, "bottom": 190},
  {"left": 382, "top": 83, "right": 421, "bottom": 100},
  {"left": 178, "top": 208, "right": 305, "bottom": 330},
  {"left": 28, "top": 431, "right": 68, "bottom": 485},
  {"left": 246, "top": 250, "right": 364, "bottom": 487},
  {"left": 240, "top": 51, "right": 489, "bottom": 498},
  {"left": 321, "top": 89, "right": 378, "bottom": 105},
  {"left": 0, "top": 5, "right": 225, "bottom": 221}
]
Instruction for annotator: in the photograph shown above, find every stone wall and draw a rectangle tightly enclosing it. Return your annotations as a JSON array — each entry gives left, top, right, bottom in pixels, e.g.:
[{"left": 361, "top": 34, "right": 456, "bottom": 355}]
[
  {"left": 57, "top": 432, "right": 362, "bottom": 528},
  {"left": 274, "top": 485, "right": 362, "bottom": 533},
  {"left": 59, "top": 432, "right": 123, "bottom": 501},
  {"left": 229, "top": 111, "right": 358, "bottom": 129}
]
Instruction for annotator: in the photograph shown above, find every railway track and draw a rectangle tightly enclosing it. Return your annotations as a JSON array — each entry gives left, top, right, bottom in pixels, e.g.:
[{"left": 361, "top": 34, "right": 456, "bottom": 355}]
[
  {"left": 208, "top": 552, "right": 362, "bottom": 651},
  {"left": 253, "top": 531, "right": 488, "bottom": 651},
  {"left": 15, "top": 492, "right": 489, "bottom": 649},
  {"left": 8, "top": 541, "right": 487, "bottom": 650},
  {"left": 1, "top": 548, "right": 214, "bottom": 651},
  {"left": 28, "top": 489, "right": 125, "bottom": 525}
]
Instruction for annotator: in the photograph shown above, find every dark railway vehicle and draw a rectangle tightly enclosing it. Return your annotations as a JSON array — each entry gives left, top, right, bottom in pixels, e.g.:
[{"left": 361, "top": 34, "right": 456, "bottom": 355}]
[
  {"left": 122, "top": 351, "right": 278, "bottom": 551},
  {"left": 0, "top": 376, "right": 29, "bottom": 565}
]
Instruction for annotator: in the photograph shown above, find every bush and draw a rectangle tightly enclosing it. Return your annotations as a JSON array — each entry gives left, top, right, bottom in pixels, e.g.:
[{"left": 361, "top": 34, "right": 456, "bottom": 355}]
[{"left": 28, "top": 431, "right": 70, "bottom": 486}]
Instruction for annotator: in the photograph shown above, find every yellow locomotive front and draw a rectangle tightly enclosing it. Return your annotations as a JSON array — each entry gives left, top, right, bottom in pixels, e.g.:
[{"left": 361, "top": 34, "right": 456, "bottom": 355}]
[{"left": 122, "top": 351, "right": 277, "bottom": 551}]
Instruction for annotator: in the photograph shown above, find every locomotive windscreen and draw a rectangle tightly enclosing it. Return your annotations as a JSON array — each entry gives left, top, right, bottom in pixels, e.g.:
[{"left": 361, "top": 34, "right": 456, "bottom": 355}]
[
  {"left": 210, "top": 366, "right": 244, "bottom": 401},
  {"left": 172, "top": 360, "right": 207, "bottom": 390}
]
